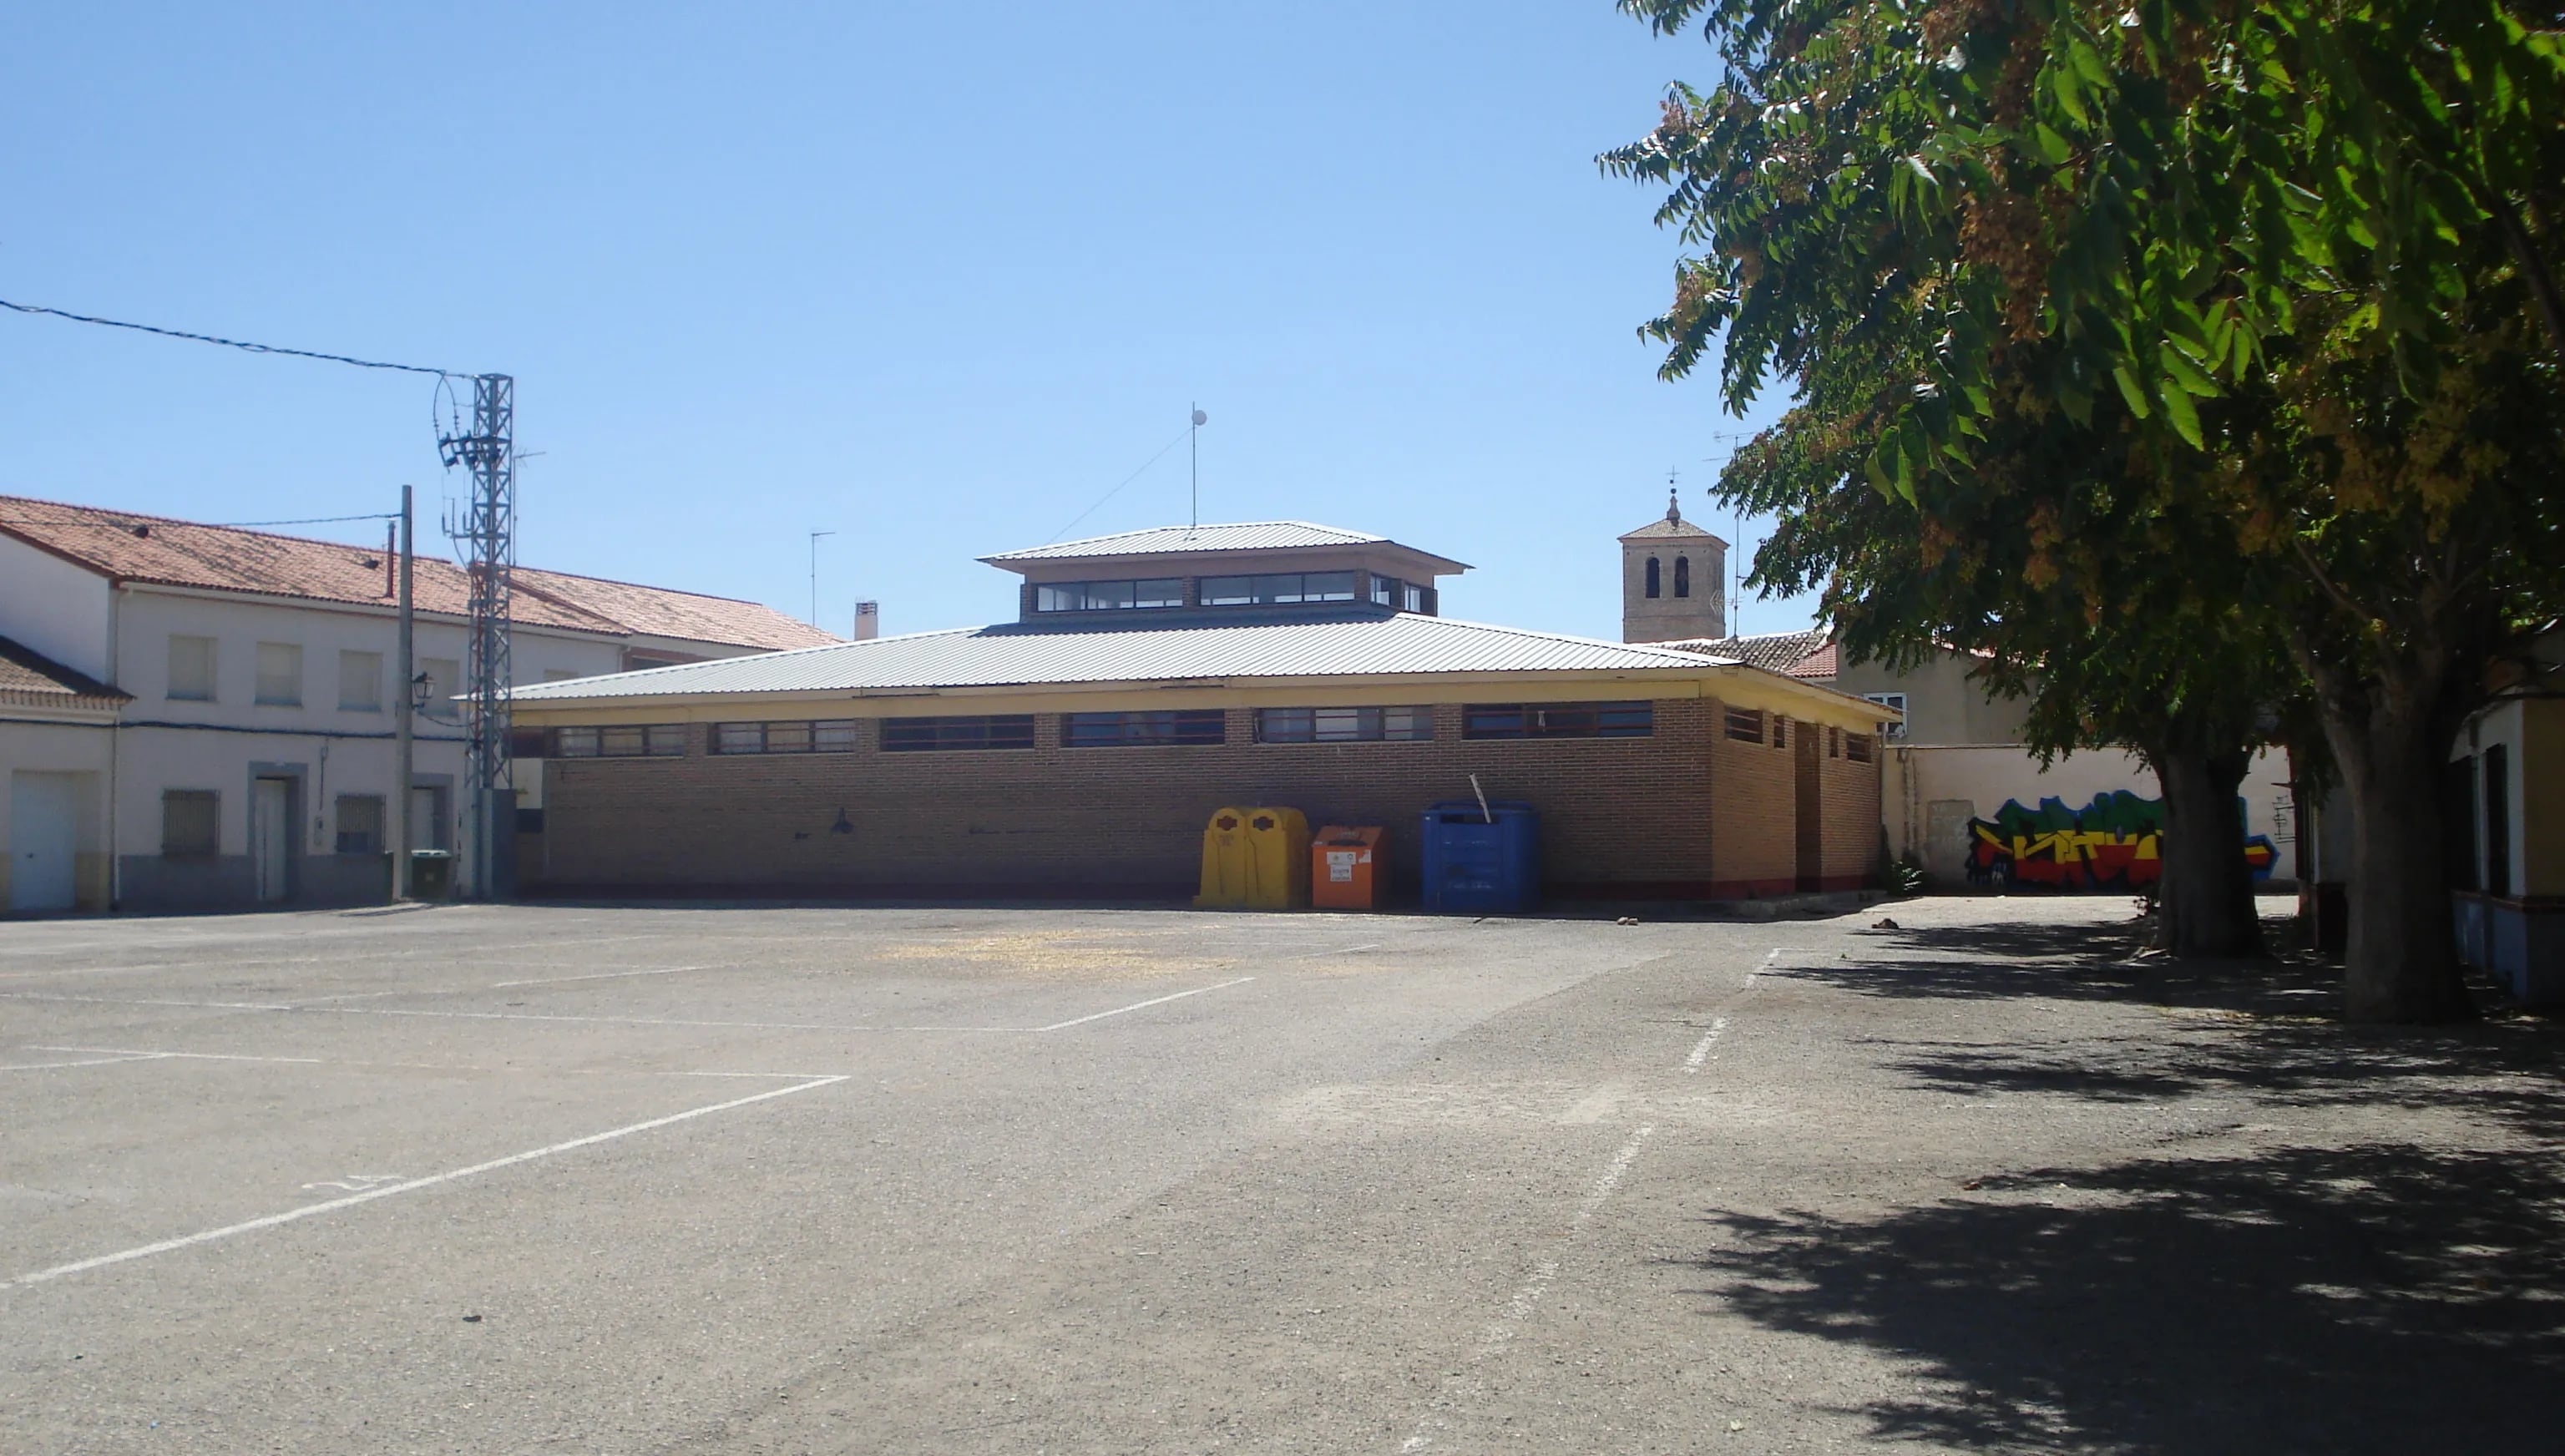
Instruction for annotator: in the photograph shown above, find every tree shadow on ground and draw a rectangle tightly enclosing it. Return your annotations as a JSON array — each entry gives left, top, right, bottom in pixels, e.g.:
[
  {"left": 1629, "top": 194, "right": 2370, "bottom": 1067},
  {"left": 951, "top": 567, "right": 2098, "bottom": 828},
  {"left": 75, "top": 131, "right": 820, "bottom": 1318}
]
[
  {"left": 1797, "top": 911, "right": 2565, "bottom": 1139},
  {"left": 1679, "top": 1142, "right": 2565, "bottom": 1453}
]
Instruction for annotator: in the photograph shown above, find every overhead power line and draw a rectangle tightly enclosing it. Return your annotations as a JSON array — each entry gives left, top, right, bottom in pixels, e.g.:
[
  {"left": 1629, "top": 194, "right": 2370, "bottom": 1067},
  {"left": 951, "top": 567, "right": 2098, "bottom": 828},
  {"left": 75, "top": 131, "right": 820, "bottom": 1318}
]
[{"left": 0, "top": 297, "right": 458, "bottom": 377}]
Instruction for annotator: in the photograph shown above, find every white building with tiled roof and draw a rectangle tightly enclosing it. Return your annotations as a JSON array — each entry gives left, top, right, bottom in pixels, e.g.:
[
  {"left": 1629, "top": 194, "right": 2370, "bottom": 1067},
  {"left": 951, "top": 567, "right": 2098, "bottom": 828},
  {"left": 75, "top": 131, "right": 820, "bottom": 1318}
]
[{"left": 0, "top": 493, "right": 833, "bottom": 913}]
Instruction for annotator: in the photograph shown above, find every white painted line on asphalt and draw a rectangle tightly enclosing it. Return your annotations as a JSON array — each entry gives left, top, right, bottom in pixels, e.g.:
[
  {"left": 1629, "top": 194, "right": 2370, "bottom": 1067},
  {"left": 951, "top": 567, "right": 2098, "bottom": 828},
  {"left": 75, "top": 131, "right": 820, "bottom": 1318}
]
[
  {"left": 489, "top": 964, "right": 713, "bottom": 988},
  {"left": 1033, "top": 976, "right": 1257, "bottom": 1032},
  {"left": 1399, "top": 1124, "right": 1658, "bottom": 1453},
  {"left": 0, "top": 1053, "right": 168, "bottom": 1073},
  {"left": 1282, "top": 943, "right": 1381, "bottom": 960},
  {"left": 1682, "top": 1017, "right": 1731, "bottom": 1074},
  {"left": 0, "top": 992, "right": 296, "bottom": 1012},
  {"left": 2, "top": 1074, "right": 849, "bottom": 1292},
  {"left": 29, "top": 1044, "right": 324, "bottom": 1065}
]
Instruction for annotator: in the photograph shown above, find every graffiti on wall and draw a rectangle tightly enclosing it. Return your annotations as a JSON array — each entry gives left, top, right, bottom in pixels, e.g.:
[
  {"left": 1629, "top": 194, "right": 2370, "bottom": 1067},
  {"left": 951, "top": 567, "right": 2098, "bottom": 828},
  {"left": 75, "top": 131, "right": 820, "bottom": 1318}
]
[{"left": 1965, "top": 791, "right": 2279, "bottom": 890}]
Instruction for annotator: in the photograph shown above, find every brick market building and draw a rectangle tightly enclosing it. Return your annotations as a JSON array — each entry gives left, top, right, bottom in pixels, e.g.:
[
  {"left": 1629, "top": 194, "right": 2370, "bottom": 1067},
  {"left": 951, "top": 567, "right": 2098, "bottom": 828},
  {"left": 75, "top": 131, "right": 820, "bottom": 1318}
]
[{"left": 507, "top": 522, "right": 1895, "bottom": 902}]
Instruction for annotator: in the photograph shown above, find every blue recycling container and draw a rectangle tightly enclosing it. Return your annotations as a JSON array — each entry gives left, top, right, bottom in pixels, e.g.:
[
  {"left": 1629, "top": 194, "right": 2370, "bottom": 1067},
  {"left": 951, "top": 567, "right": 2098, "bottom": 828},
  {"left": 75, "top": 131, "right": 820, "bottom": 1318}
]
[{"left": 1421, "top": 800, "right": 1541, "bottom": 913}]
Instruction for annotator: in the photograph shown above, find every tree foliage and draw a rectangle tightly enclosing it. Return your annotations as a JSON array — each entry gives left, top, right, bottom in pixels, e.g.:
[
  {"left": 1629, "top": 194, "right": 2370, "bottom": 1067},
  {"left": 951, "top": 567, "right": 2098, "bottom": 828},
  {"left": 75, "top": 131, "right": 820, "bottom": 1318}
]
[{"left": 1606, "top": 0, "right": 2565, "bottom": 1019}]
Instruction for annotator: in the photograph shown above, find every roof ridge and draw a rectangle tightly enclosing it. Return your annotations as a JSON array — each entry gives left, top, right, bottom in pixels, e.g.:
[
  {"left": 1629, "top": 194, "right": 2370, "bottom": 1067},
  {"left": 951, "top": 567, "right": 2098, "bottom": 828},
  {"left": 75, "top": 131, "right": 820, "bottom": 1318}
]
[
  {"left": 0, "top": 491, "right": 449, "bottom": 565},
  {"left": 1413, "top": 611, "right": 1743, "bottom": 664}
]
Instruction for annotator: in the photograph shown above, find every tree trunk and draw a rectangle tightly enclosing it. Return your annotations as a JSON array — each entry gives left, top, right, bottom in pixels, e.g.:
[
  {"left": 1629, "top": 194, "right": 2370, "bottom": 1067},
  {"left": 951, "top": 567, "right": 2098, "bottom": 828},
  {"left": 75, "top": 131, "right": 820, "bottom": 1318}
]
[
  {"left": 2326, "top": 700, "right": 2474, "bottom": 1023},
  {"left": 2153, "top": 746, "right": 2262, "bottom": 958}
]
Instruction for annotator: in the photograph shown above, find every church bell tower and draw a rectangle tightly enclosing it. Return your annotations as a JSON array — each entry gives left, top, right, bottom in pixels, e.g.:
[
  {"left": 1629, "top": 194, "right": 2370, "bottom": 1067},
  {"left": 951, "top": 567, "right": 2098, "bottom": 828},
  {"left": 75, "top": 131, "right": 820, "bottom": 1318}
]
[{"left": 1618, "top": 489, "right": 1727, "bottom": 643}]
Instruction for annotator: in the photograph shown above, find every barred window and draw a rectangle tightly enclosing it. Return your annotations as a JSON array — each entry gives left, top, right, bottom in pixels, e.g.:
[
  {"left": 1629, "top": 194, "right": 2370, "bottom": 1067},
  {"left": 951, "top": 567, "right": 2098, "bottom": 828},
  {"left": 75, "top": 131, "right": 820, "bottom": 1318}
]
[
  {"left": 1256, "top": 705, "right": 1433, "bottom": 744},
  {"left": 1061, "top": 710, "right": 1226, "bottom": 747},
  {"left": 1724, "top": 706, "right": 1765, "bottom": 742},
  {"left": 882, "top": 715, "right": 1035, "bottom": 752},
  {"left": 1845, "top": 732, "right": 1874, "bottom": 763},
  {"left": 712, "top": 720, "right": 860, "bottom": 754},
  {"left": 1772, "top": 715, "right": 1788, "bottom": 749},
  {"left": 335, "top": 795, "right": 385, "bottom": 855},
  {"left": 1463, "top": 702, "right": 1652, "bottom": 740},
  {"left": 556, "top": 725, "right": 686, "bottom": 757},
  {"left": 162, "top": 790, "right": 218, "bottom": 857}
]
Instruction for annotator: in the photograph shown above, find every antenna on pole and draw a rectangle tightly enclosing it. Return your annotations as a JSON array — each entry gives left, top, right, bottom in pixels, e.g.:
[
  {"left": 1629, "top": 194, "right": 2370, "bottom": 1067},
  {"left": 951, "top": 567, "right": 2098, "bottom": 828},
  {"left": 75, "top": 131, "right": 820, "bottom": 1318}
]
[
  {"left": 1188, "top": 405, "right": 1207, "bottom": 531},
  {"left": 808, "top": 530, "right": 837, "bottom": 626}
]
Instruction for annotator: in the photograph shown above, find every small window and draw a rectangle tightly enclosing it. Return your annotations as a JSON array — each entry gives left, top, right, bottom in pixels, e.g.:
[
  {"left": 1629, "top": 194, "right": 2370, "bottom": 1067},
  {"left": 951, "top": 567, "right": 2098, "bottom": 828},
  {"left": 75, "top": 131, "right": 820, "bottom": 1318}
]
[
  {"left": 1061, "top": 710, "right": 1226, "bottom": 747},
  {"left": 1404, "top": 583, "right": 1425, "bottom": 613},
  {"left": 1256, "top": 706, "right": 1434, "bottom": 744},
  {"left": 168, "top": 634, "right": 216, "bottom": 701},
  {"left": 335, "top": 795, "right": 385, "bottom": 855},
  {"left": 883, "top": 715, "right": 1036, "bottom": 751},
  {"left": 338, "top": 650, "right": 383, "bottom": 711},
  {"left": 1370, "top": 574, "right": 1397, "bottom": 607},
  {"left": 1845, "top": 732, "right": 1874, "bottom": 764},
  {"left": 1676, "top": 556, "right": 1692, "bottom": 598},
  {"left": 1463, "top": 702, "right": 1653, "bottom": 740},
  {"left": 576, "top": 725, "right": 687, "bottom": 757},
  {"left": 1862, "top": 692, "right": 1908, "bottom": 741},
  {"left": 255, "top": 642, "right": 303, "bottom": 706},
  {"left": 1645, "top": 557, "right": 1662, "bottom": 599},
  {"left": 1827, "top": 725, "right": 1840, "bottom": 757},
  {"left": 161, "top": 790, "right": 219, "bottom": 857},
  {"left": 1724, "top": 706, "right": 1766, "bottom": 741},
  {"left": 715, "top": 720, "right": 863, "bottom": 753},
  {"left": 1772, "top": 715, "right": 1788, "bottom": 749}
]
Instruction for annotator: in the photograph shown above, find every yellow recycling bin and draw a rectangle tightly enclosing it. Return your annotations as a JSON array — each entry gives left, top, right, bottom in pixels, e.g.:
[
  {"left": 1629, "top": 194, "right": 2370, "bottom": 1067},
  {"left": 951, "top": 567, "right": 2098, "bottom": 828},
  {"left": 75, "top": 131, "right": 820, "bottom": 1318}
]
[{"left": 1196, "top": 806, "right": 1310, "bottom": 909}]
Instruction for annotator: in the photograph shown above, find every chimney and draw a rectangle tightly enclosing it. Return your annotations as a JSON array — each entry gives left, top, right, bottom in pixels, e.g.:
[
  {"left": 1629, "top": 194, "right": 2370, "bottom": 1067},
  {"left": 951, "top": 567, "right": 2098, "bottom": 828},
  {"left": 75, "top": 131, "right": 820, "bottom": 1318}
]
[{"left": 853, "top": 601, "right": 879, "bottom": 641}]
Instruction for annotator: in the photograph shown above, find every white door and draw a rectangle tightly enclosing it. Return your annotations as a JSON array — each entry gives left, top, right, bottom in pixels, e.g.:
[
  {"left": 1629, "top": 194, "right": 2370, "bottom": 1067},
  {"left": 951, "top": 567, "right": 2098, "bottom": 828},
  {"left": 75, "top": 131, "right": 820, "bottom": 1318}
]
[
  {"left": 252, "top": 777, "right": 293, "bottom": 902},
  {"left": 8, "top": 772, "right": 78, "bottom": 913}
]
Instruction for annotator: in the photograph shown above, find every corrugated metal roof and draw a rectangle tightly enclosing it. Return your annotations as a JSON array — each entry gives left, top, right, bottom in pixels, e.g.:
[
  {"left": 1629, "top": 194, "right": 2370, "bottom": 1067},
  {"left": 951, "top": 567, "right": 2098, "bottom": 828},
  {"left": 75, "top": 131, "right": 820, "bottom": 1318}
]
[
  {"left": 984, "top": 521, "right": 1389, "bottom": 562},
  {"left": 508, "top": 609, "right": 1747, "bottom": 701}
]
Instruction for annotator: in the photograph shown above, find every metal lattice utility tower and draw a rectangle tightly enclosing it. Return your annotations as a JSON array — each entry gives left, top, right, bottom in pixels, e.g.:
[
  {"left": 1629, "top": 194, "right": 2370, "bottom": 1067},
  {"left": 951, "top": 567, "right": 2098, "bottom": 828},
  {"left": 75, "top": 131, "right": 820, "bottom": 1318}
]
[{"left": 440, "top": 373, "right": 515, "bottom": 899}]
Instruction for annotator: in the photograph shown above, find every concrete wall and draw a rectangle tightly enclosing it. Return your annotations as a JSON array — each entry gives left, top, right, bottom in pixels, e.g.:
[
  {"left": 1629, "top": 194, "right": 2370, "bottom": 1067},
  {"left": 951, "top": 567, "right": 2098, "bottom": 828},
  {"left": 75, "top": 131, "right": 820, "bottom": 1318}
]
[
  {"left": 0, "top": 535, "right": 114, "bottom": 680},
  {"left": 1888, "top": 743, "right": 2295, "bottom": 890},
  {"left": 531, "top": 696, "right": 1875, "bottom": 902},
  {"left": 1829, "top": 650, "right": 2033, "bottom": 747}
]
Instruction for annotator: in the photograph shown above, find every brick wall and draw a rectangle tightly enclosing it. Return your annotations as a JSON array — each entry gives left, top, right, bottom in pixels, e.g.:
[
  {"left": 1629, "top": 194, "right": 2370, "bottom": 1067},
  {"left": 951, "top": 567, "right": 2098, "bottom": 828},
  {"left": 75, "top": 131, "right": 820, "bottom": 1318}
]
[
  {"left": 1708, "top": 702, "right": 1799, "bottom": 896},
  {"left": 532, "top": 697, "right": 1874, "bottom": 901},
  {"left": 1814, "top": 727, "right": 1885, "bottom": 890}
]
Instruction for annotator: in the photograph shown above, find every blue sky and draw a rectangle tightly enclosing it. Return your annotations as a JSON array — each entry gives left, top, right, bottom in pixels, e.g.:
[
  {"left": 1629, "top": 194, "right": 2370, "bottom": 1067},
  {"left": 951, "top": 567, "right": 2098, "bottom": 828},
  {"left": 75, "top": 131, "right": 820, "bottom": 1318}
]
[{"left": 1, "top": 3, "right": 1816, "bottom": 643}]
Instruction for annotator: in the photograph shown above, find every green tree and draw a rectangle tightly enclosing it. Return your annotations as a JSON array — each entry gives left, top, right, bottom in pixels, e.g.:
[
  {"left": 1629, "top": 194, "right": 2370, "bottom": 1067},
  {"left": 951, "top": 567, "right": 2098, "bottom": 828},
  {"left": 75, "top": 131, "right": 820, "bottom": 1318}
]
[{"left": 1606, "top": 0, "right": 2565, "bottom": 1019}]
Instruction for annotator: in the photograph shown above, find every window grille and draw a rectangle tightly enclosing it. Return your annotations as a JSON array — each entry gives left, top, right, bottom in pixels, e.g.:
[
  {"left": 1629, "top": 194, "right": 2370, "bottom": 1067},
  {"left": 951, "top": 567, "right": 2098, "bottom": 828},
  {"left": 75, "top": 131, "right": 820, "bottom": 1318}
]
[
  {"left": 1255, "top": 706, "right": 1433, "bottom": 743},
  {"left": 1060, "top": 710, "right": 1226, "bottom": 747},
  {"left": 1462, "top": 702, "right": 1652, "bottom": 740},
  {"left": 880, "top": 715, "right": 1036, "bottom": 751}
]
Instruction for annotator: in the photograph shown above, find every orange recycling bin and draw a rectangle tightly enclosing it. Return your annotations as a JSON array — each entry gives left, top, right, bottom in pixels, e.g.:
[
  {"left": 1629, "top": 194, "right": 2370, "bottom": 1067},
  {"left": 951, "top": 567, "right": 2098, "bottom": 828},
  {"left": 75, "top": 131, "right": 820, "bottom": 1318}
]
[{"left": 1311, "top": 826, "right": 1386, "bottom": 910}]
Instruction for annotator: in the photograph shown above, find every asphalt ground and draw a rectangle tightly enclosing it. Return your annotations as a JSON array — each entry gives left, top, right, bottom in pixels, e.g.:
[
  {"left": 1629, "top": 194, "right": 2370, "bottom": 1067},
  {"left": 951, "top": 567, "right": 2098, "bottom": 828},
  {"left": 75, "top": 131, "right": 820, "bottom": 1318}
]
[{"left": 2, "top": 897, "right": 2557, "bottom": 1453}]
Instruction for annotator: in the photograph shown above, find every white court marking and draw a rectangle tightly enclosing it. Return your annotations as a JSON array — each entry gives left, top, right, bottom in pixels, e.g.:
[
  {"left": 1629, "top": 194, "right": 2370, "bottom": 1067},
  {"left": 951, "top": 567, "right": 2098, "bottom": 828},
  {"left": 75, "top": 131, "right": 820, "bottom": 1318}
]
[
  {"left": 489, "top": 964, "right": 713, "bottom": 988},
  {"left": 3, "top": 1074, "right": 847, "bottom": 1291},
  {"left": 1399, "top": 1124, "right": 1657, "bottom": 1453},
  {"left": 2, "top": 975, "right": 1259, "bottom": 1036},
  {"left": 1682, "top": 1017, "right": 1732, "bottom": 1074},
  {"left": 1033, "top": 976, "right": 1255, "bottom": 1032}
]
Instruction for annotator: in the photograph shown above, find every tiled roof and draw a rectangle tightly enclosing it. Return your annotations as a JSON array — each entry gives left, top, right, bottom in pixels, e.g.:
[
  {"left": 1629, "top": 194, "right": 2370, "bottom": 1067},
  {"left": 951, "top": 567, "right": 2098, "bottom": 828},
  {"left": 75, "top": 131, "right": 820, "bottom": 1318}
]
[
  {"left": 510, "top": 568, "right": 838, "bottom": 652},
  {"left": 1619, "top": 497, "right": 1727, "bottom": 543},
  {"left": 1649, "top": 629, "right": 1834, "bottom": 676},
  {"left": 0, "top": 634, "right": 129, "bottom": 707},
  {"left": 0, "top": 493, "right": 833, "bottom": 652},
  {"left": 508, "top": 608, "right": 1752, "bottom": 702}
]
